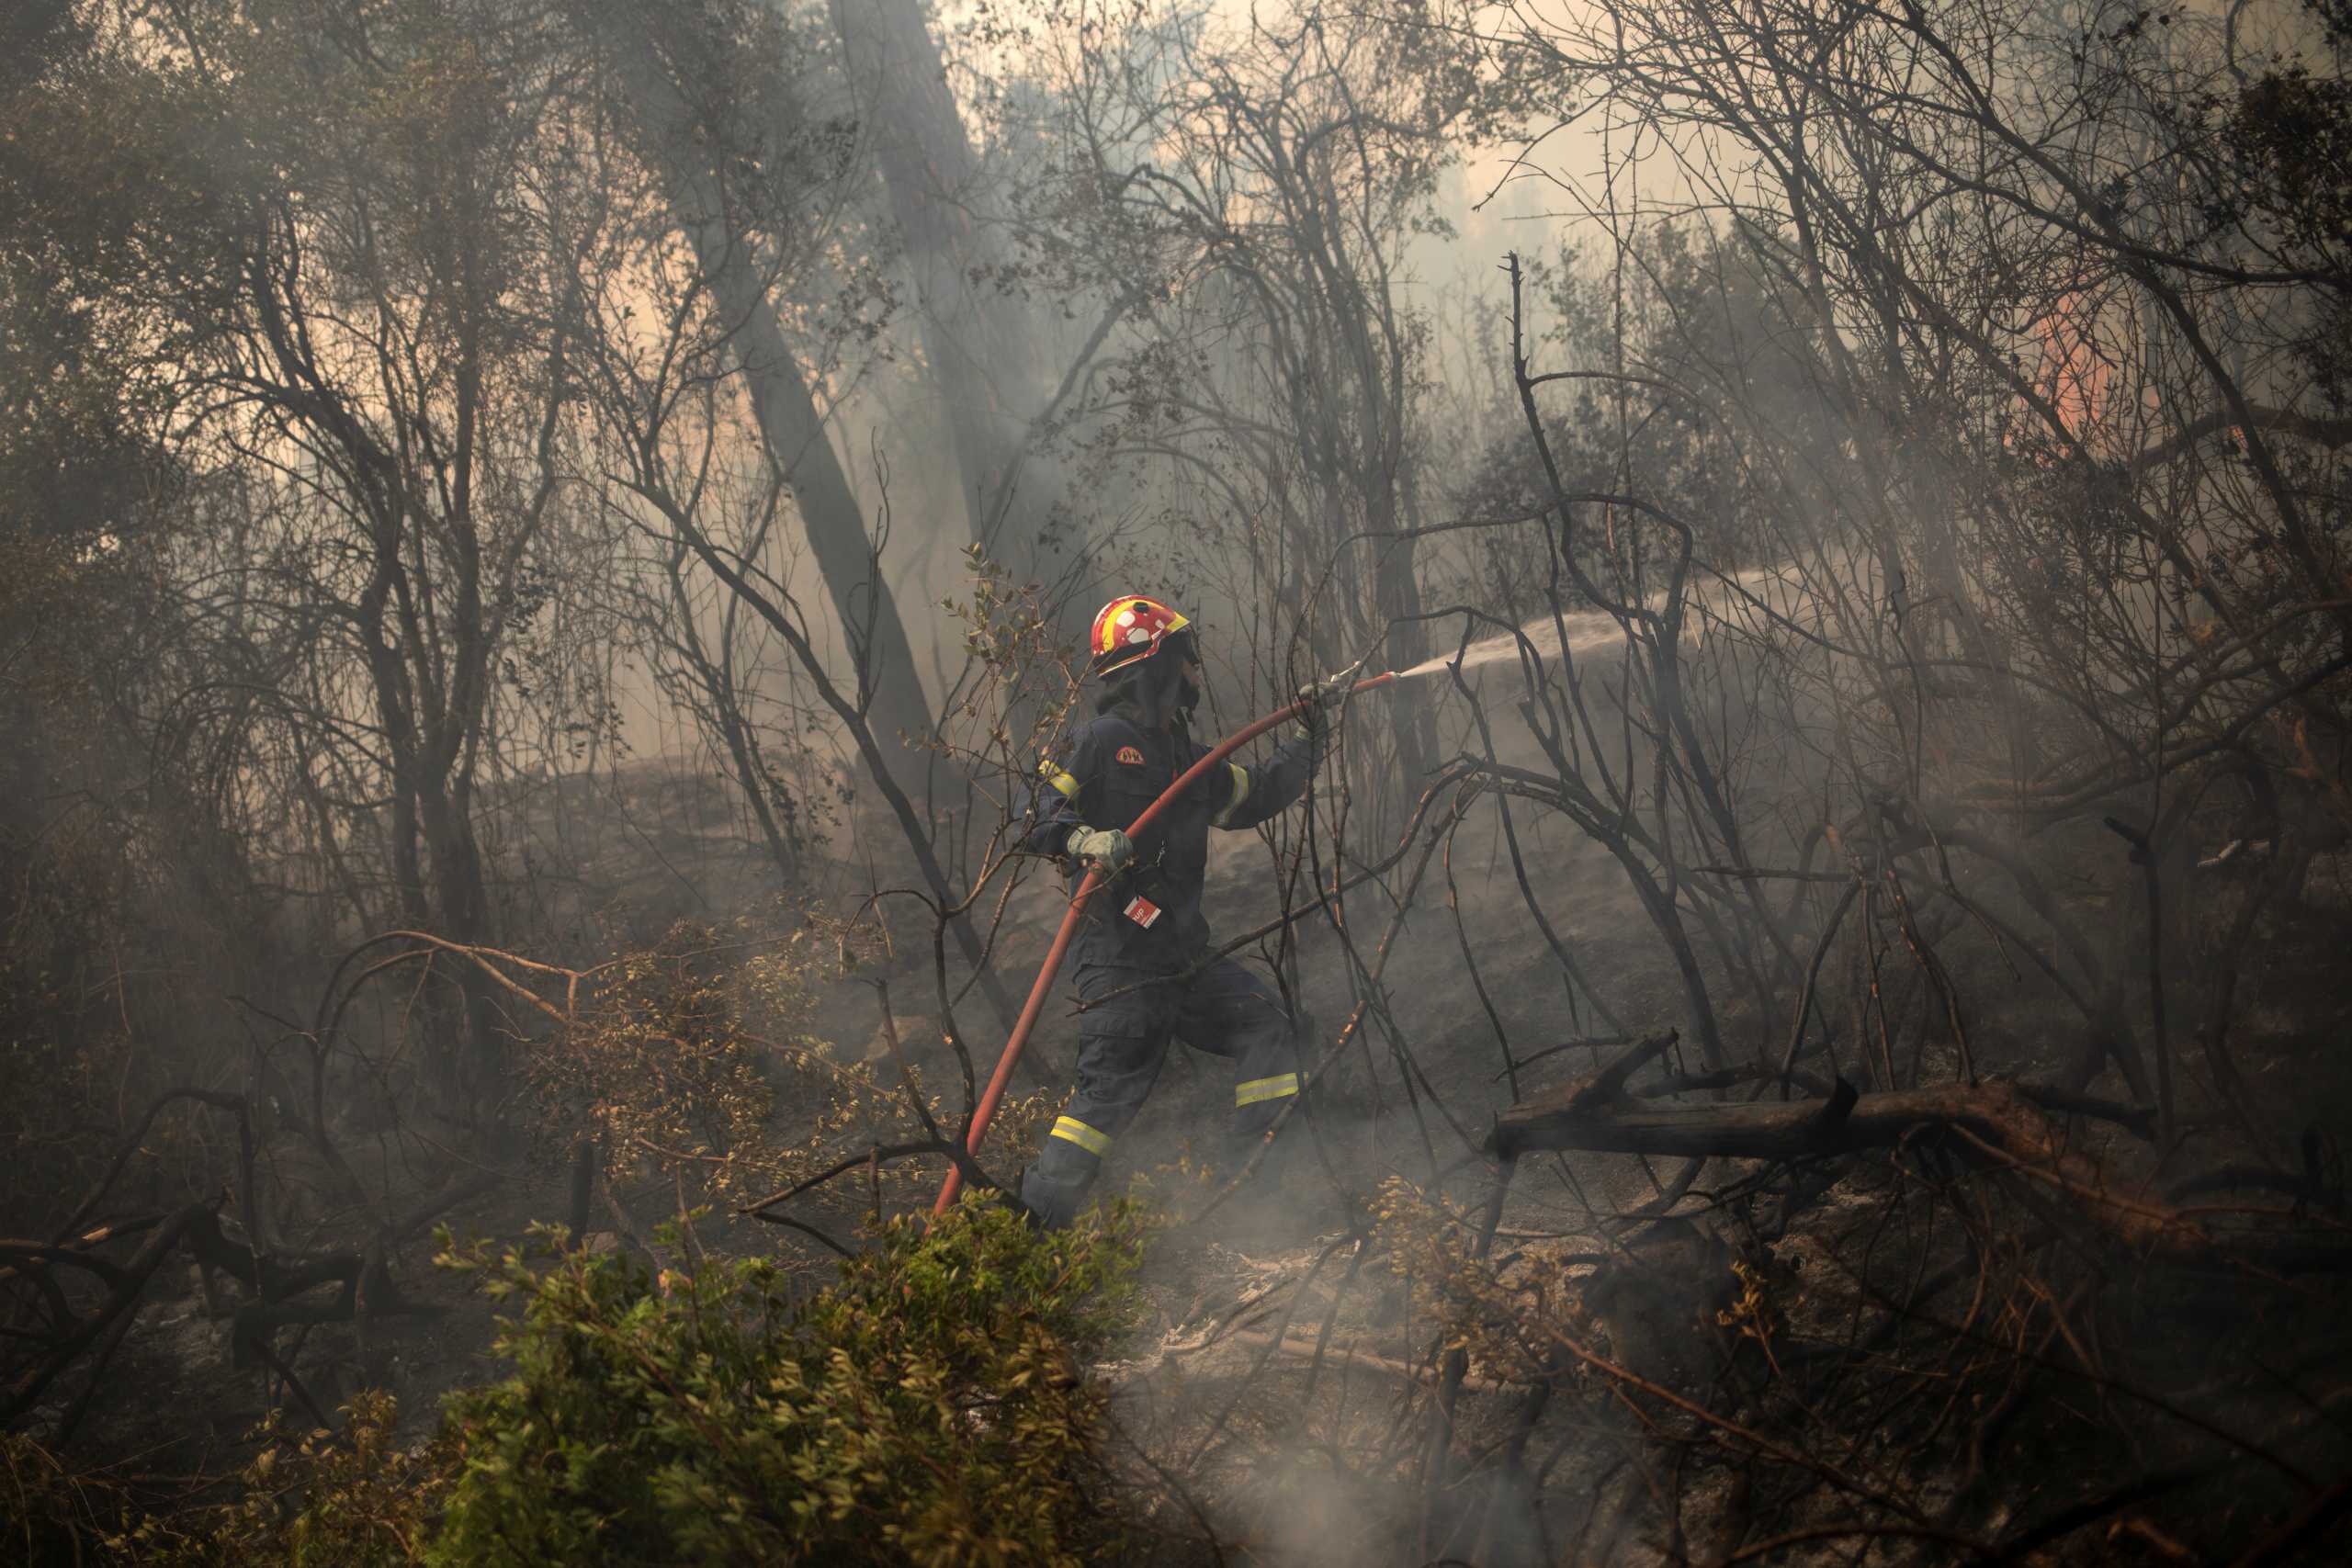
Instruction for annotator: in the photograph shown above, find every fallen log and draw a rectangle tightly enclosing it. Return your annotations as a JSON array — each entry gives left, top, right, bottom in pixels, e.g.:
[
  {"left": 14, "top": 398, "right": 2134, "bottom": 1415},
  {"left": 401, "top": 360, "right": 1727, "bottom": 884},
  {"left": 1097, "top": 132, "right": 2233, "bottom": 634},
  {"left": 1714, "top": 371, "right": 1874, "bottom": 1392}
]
[
  {"left": 5, "top": 1208, "right": 196, "bottom": 1426},
  {"left": 1500, "top": 1031, "right": 1682, "bottom": 1120},
  {"left": 1492, "top": 1077, "right": 2352, "bottom": 1269},
  {"left": 1492, "top": 1073, "right": 1886, "bottom": 1163},
  {"left": 3, "top": 1170, "right": 496, "bottom": 1429}
]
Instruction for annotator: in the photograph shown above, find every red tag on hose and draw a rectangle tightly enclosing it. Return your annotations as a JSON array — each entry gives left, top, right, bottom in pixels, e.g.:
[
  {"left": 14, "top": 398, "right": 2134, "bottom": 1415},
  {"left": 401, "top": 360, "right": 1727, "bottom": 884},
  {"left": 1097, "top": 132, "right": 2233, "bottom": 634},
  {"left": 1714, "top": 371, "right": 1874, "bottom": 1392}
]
[{"left": 1123, "top": 896, "right": 1162, "bottom": 930}]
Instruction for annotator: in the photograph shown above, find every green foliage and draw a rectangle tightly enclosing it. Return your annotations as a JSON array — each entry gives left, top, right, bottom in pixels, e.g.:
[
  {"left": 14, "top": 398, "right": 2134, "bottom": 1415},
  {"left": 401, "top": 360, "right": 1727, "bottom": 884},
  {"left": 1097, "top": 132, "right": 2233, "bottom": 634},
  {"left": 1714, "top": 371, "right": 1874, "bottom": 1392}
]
[
  {"left": 427, "top": 1200, "right": 1143, "bottom": 1567},
  {"left": 2, "top": 1427, "right": 138, "bottom": 1563},
  {"left": 119, "top": 1393, "right": 448, "bottom": 1566},
  {"left": 6, "top": 1393, "right": 442, "bottom": 1565},
  {"left": 9, "top": 1204, "right": 1143, "bottom": 1564}
]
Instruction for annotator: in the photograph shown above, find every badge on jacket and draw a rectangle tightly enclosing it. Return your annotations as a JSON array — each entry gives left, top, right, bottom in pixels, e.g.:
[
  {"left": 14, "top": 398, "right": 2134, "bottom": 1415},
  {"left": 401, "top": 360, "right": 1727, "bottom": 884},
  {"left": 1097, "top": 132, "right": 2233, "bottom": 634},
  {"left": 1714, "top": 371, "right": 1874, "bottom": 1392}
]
[
  {"left": 1114, "top": 745, "right": 1146, "bottom": 764},
  {"left": 1123, "top": 895, "right": 1162, "bottom": 929}
]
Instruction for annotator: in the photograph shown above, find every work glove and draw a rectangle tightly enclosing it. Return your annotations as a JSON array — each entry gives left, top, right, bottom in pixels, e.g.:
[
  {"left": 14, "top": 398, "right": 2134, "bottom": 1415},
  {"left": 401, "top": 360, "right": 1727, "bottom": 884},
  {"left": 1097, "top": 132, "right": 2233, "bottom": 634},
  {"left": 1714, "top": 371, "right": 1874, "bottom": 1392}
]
[
  {"left": 1065, "top": 826, "right": 1134, "bottom": 876},
  {"left": 1294, "top": 672, "right": 1351, "bottom": 748}
]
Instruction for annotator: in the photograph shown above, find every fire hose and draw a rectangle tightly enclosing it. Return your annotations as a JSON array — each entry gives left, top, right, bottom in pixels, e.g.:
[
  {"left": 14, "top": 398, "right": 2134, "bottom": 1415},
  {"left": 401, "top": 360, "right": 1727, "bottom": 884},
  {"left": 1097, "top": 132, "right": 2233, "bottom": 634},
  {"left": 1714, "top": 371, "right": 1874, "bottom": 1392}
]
[{"left": 931, "top": 669, "right": 1399, "bottom": 1217}]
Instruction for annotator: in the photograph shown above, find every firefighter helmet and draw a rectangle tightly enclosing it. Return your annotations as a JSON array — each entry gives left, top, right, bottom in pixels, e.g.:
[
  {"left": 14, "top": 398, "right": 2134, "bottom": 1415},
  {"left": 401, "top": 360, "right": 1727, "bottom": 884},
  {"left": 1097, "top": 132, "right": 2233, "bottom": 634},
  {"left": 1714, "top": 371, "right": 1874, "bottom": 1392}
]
[{"left": 1088, "top": 594, "right": 1192, "bottom": 680}]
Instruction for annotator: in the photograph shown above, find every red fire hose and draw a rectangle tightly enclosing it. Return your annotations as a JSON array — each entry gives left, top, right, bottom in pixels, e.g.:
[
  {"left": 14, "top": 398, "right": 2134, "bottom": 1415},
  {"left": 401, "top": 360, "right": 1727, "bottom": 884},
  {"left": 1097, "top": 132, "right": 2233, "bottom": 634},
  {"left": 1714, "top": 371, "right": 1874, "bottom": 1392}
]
[{"left": 932, "top": 671, "right": 1398, "bottom": 1217}]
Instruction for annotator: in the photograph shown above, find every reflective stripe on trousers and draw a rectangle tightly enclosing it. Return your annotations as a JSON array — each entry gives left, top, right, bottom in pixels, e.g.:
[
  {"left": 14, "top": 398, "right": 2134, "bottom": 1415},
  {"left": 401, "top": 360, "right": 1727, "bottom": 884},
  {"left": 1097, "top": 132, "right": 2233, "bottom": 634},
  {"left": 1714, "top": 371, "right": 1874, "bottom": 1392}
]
[
  {"left": 1048, "top": 1114, "right": 1113, "bottom": 1156},
  {"left": 1234, "top": 1071, "right": 1303, "bottom": 1108},
  {"left": 1019, "top": 956, "right": 1302, "bottom": 1228}
]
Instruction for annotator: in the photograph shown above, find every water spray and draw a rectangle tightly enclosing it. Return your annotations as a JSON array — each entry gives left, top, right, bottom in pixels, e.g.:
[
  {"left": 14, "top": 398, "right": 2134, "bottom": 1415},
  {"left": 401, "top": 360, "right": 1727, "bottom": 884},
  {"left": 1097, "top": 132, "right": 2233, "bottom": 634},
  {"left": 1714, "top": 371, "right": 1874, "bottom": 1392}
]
[
  {"left": 931, "top": 667, "right": 1400, "bottom": 1217},
  {"left": 1386, "top": 561, "right": 1815, "bottom": 682},
  {"left": 1392, "top": 605, "right": 1648, "bottom": 682}
]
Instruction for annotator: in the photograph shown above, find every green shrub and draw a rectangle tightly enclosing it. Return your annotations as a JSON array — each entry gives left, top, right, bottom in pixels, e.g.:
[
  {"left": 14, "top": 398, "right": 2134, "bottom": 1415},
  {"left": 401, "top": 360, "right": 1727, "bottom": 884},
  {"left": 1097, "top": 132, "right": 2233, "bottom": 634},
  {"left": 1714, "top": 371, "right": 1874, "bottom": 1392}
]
[
  {"left": 428, "top": 1199, "right": 1145, "bottom": 1567},
  {"left": 117, "top": 1393, "right": 447, "bottom": 1565},
  {"left": 14, "top": 1201, "right": 1143, "bottom": 1564},
  {"left": 4, "top": 1427, "right": 134, "bottom": 1563}
]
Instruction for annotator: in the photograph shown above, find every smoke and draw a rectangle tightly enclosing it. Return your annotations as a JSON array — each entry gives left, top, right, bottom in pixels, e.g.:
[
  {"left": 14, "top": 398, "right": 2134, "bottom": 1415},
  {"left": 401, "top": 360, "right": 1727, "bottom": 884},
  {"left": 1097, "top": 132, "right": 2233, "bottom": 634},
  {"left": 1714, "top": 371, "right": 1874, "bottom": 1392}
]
[{"left": 1396, "top": 558, "right": 1840, "bottom": 681}]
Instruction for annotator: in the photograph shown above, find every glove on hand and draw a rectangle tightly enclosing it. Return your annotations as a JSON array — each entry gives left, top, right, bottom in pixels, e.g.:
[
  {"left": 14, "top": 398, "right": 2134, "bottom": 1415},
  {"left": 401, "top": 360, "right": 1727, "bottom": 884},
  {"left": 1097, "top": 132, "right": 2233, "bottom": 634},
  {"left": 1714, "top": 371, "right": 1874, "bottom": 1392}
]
[
  {"left": 1066, "top": 826, "right": 1134, "bottom": 875},
  {"left": 1295, "top": 674, "right": 1351, "bottom": 745}
]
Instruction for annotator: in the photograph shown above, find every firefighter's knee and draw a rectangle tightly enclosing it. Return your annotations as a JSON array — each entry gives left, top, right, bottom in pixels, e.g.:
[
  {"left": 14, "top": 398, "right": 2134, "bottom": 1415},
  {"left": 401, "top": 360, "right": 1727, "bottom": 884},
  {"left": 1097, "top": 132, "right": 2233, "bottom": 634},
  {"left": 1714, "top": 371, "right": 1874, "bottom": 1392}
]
[{"left": 1069, "top": 1001, "right": 1170, "bottom": 1120}]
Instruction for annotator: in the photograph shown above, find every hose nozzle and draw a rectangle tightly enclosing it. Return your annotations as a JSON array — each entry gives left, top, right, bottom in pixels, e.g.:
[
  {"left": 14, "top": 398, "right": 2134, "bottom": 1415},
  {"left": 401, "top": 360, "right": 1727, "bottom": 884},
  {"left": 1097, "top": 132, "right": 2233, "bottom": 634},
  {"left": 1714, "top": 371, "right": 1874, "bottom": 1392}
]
[
  {"left": 1298, "top": 656, "right": 1368, "bottom": 706},
  {"left": 1293, "top": 658, "right": 1397, "bottom": 737}
]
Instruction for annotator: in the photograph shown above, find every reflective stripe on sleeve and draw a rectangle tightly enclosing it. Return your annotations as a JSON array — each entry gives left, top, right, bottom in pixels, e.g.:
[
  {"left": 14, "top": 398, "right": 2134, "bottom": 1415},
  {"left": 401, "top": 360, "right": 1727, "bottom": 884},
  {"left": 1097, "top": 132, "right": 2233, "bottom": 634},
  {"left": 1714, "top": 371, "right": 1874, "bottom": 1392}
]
[
  {"left": 1234, "top": 1072, "right": 1301, "bottom": 1108},
  {"left": 1049, "top": 1115, "right": 1113, "bottom": 1156},
  {"left": 1211, "top": 761, "right": 1250, "bottom": 827},
  {"left": 1038, "top": 757, "right": 1080, "bottom": 798}
]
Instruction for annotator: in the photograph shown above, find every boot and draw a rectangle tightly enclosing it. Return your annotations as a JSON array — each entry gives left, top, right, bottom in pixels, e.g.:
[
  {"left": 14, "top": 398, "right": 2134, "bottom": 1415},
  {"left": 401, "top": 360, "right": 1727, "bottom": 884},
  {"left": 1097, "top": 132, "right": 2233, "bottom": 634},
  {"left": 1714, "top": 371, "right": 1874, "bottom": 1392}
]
[{"left": 1016, "top": 1161, "right": 1095, "bottom": 1230}]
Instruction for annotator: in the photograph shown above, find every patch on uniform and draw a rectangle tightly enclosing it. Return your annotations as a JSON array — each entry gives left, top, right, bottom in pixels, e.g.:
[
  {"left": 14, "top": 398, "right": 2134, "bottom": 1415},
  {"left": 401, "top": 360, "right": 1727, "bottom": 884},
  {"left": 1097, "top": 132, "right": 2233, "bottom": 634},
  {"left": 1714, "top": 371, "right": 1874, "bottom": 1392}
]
[
  {"left": 1114, "top": 745, "right": 1146, "bottom": 765},
  {"left": 1122, "top": 895, "right": 1162, "bottom": 929}
]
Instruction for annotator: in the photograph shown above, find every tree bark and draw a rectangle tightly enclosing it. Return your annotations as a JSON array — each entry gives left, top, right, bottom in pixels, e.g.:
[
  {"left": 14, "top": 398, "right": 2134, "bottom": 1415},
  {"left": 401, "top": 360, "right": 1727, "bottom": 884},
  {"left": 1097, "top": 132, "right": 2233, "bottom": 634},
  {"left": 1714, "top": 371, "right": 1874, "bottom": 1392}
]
[
  {"left": 1492, "top": 1076, "right": 2352, "bottom": 1269},
  {"left": 828, "top": 0, "right": 1057, "bottom": 565},
  {"left": 611, "top": 18, "right": 936, "bottom": 777}
]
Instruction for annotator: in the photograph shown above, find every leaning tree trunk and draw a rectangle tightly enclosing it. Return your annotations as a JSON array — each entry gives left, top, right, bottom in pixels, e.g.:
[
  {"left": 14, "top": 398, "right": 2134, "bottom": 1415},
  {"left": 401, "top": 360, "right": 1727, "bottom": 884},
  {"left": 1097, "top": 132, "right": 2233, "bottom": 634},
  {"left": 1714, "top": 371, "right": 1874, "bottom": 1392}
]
[
  {"left": 609, "top": 20, "right": 936, "bottom": 779},
  {"left": 827, "top": 0, "right": 1061, "bottom": 569},
  {"left": 598, "top": 16, "right": 1026, "bottom": 1037}
]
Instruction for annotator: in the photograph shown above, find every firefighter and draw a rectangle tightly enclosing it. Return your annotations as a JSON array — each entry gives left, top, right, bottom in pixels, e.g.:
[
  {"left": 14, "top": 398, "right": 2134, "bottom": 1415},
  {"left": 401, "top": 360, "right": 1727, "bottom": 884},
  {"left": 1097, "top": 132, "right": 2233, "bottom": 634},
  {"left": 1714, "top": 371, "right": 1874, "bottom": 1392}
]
[{"left": 1017, "top": 594, "right": 1342, "bottom": 1228}]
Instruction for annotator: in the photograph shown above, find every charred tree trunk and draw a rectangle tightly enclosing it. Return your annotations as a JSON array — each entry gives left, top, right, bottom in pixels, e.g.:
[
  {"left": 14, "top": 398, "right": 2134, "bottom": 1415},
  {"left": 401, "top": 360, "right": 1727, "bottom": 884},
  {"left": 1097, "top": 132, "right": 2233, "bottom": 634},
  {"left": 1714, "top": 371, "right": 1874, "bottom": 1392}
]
[
  {"left": 609, "top": 19, "right": 936, "bottom": 784},
  {"left": 596, "top": 15, "right": 1021, "bottom": 1034},
  {"left": 827, "top": 0, "right": 1059, "bottom": 567}
]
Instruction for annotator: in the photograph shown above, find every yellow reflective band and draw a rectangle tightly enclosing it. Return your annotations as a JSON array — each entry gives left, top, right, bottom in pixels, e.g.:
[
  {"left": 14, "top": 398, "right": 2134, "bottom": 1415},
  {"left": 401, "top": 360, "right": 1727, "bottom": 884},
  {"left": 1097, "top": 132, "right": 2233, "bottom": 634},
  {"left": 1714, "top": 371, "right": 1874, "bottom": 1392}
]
[
  {"left": 1049, "top": 1115, "right": 1112, "bottom": 1156},
  {"left": 1212, "top": 762, "right": 1250, "bottom": 827},
  {"left": 1234, "top": 1073, "right": 1301, "bottom": 1107},
  {"left": 1037, "top": 758, "right": 1080, "bottom": 798}
]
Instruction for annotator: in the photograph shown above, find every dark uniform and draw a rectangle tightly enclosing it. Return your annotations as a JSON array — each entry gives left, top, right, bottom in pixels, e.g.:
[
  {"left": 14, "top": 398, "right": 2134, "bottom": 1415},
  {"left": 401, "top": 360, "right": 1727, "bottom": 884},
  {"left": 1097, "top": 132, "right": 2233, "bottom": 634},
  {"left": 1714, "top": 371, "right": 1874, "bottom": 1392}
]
[{"left": 1018, "top": 694, "right": 1322, "bottom": 1226}]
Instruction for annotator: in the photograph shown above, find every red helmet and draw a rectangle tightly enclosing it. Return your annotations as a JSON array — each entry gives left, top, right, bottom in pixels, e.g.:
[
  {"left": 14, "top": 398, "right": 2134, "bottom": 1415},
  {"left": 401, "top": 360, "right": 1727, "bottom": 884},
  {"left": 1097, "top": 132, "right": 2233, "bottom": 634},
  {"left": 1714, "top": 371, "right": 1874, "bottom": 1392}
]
[{"left": 1089, "top": 594, "right": 1192, "bottom": 680}]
